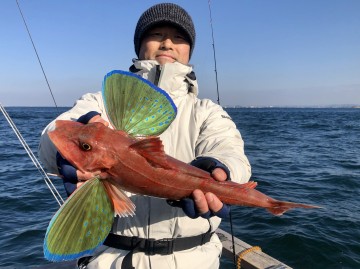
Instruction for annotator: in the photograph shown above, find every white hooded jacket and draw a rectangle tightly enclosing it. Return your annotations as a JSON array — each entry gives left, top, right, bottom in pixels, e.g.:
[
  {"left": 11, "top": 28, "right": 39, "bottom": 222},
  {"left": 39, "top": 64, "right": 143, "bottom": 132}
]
[{"left": 39, "top": 60, "right": 251, "bottom": 269}]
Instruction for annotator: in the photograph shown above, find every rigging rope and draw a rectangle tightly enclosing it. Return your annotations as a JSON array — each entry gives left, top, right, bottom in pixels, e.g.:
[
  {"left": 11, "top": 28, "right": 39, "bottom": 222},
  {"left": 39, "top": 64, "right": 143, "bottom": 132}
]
[
  {"left": 11, "top": 0, "right": 64, "bottom": 206},
  {"left": 208, "top": 1, "right": 237, "bottom": 268},
  {"left": 15, "top": 0, "right": 59, "bottom": 113},
  {"left": 237, "top": 246, "right": 262, "bottom": 269},
  {"left": 0, "top": 104, "right": 64, "bottom": 206}
]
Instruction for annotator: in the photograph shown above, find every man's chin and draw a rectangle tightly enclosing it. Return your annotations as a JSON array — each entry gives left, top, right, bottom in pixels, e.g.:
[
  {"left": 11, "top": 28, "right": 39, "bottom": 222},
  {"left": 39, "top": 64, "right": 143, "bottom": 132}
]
[{"left": 155, "top": 57, "right": 175, "bottom": 66}]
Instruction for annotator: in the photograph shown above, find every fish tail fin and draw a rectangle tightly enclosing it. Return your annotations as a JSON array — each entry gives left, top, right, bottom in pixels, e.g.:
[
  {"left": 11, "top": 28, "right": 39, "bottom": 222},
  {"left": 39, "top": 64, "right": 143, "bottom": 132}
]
[
  {"left": 44, "top": 178, "right": 114, "bottom": 261},
  {"left": 267, "top": 200, "right": 322, "bottom": 216},
  {"left": 102, "top": 70, "right": 177, "bottom": 136},
  {"left": 102, "top": 180, "right": 135, "bottom": 217}
]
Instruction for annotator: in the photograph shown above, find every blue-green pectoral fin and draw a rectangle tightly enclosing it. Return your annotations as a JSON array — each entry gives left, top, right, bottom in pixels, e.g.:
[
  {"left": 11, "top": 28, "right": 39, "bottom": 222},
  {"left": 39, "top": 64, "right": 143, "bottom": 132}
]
[
  {"left": 44, "top": 178, "right": 114, "bottom": 261},
  {"left": 102, "top": 70, "right": 177, "bottom": 136}
]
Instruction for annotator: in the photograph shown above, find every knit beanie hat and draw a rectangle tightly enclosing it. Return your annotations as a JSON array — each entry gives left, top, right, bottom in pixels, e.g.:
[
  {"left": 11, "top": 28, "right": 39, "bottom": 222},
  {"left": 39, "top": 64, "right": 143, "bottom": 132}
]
[{"left": 134, "top": 3, "right": 196, "bottom": 58}]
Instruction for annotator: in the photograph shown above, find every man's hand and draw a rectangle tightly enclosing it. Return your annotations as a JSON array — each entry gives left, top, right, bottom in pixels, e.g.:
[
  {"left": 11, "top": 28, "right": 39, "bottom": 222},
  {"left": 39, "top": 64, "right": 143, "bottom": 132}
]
[
  {"left": 76, "top": 170, "right": 101, "bottom": 181},
  {"left": 167, "top": 157, "right": 231, "bottom": 218},
  {"left": 192, "top": 168, "right": 227, "bottom": 215},
  {"left": 88, "top": 115, "right": 109, "bottom": 126}
]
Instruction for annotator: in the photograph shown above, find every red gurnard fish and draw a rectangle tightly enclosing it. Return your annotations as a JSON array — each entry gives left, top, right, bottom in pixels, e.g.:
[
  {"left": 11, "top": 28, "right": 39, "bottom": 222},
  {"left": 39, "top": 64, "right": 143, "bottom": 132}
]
[
  {"left": 49, "top": 120, "right": 318, "bottom": 216},
  {"left": 43, "top": 70, "right": 319, "bottom": 262}
]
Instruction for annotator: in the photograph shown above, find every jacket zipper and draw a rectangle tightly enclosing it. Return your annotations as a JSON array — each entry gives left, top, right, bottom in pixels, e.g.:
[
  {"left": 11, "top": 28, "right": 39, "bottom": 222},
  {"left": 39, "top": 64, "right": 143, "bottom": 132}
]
[{"left": 154, "top": 65, "right": 162, "bottom": 86}]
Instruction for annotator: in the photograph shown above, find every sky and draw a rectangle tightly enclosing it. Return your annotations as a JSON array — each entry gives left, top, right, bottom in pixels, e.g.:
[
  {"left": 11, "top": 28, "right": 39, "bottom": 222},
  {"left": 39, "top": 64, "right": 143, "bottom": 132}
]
[{"left": 1, "top": 0, "right": 359, "bottom": 107}]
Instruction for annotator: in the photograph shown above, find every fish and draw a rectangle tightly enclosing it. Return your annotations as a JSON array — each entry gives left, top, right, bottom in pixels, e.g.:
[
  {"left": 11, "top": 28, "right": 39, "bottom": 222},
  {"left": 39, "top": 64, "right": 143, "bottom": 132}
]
[{"left": 43, "top": 70, "right": 320, "bottom": 262}]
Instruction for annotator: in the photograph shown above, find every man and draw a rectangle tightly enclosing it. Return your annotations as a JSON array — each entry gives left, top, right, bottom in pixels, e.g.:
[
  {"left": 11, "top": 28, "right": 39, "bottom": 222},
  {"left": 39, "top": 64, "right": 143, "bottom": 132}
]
[{"left": 39, "top": 3, "right": 251, "bottom": 269}]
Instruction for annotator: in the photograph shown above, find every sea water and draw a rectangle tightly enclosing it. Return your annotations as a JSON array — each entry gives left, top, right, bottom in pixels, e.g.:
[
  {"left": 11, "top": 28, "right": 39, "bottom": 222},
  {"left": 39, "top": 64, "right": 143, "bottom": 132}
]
[{"left": 0, "top": 107, "right": 359, "bottom": 268}]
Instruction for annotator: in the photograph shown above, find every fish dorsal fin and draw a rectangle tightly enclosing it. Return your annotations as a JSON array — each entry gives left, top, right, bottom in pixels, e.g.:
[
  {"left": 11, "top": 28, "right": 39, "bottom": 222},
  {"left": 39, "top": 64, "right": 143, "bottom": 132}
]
[
  {"left": 241, "top": 181, "right": 258, "bottom": 189},
  {"left": 102, "top": 70, "right": 177, "bottom": 136},
  {"left": 44, "top": 177, "right": 114, "bottom": 261},
  {"left": 130, "top": 137, "right": 169, "bottom": 168}
]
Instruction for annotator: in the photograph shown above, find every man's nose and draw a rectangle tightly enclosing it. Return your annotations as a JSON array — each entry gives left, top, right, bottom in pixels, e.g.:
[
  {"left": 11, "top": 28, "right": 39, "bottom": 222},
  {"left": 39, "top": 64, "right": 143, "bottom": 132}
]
[{"left": 160, "top": 37, "right": 173, "bottom": 49}]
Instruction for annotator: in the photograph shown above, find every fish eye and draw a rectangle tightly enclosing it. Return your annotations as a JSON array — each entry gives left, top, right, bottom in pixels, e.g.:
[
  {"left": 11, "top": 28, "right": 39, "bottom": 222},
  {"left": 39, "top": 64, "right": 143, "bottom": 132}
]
[{"left": 81, "top": 142, "right": 92, "bottom": 151}]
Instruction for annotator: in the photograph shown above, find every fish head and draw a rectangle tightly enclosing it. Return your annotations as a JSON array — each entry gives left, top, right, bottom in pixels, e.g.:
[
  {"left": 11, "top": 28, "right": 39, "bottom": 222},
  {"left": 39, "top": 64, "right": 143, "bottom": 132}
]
[{"left": 48, "top": 120, "right": 121, "bottom": 173}]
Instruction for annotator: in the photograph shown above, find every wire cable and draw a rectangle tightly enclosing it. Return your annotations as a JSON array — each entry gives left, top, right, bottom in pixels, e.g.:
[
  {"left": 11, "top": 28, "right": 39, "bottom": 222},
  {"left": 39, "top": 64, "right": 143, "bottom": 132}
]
[
  {"left": 0, "top": 104, "right": 64, "bottom": 206},
  {"left": 15, "top": 0, "right": 59, "bottom": 113}
]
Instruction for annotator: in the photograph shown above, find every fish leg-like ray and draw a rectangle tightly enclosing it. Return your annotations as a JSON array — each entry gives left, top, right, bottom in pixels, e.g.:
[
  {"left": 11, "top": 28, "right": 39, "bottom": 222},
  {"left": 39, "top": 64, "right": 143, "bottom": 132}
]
[
  {"left": 102, "top": 179, "right": 136, "bottom": 217},
  {"left": 102, "top": 70, "right": 177, "bottom": 136},
  {"left": 44, "top": 178, "right": 114, "bottom": 261}
]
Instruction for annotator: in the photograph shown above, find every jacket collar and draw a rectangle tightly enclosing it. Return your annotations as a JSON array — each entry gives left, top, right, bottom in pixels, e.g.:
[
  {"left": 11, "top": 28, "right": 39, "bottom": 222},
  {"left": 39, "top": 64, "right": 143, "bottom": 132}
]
[{"left": 129, "top": 59, "right": 199, "bottom": 98}]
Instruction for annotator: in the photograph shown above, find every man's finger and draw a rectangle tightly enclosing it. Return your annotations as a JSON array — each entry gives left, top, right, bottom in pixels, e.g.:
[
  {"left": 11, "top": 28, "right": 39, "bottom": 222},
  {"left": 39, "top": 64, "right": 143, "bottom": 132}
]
[
  {"left": 76, "top": 182, "right": 84, "bottom": 189},
  {"left": 193, "top": 189, "right": 209, "bottom": 214},
  {"left": 76, "top": 170, "right": 101, "bottom": 181},
  {"left": 89, "top": 115, "right": 109, "bottom": 127},
  {"left": 205, "top": 192, "right": 224, "bottom": 213},
  {"left": 211, "top": 168, "right": 227, "bottom": 182}
]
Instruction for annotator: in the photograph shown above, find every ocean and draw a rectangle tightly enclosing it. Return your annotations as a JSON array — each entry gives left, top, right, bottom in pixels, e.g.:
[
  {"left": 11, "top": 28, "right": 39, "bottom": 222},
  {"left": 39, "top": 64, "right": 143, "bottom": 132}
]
[{"left": 0, "top": 107, "right": 359, "bottom": 268}]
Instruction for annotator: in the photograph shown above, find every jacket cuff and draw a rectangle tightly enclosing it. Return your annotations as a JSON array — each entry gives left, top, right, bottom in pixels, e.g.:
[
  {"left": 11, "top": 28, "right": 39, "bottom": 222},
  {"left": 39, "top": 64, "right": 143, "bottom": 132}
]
[
  {"left": 190, "top": 157, "right": 231, "bottom": 180},
  {"left": 77, "top": 111, "right": 101, "bottom": 124},
  {"left": 56, "top": 152, "right": 78, "bottom": 184},
  {"left": 63, "top": 182, "right": 77, "bottom": 197}
]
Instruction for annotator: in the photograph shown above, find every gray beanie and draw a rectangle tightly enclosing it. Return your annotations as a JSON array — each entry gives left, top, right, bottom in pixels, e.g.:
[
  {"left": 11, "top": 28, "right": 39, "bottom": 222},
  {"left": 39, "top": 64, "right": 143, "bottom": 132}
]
[{"left": 134, "top": 3, "right": 196, "bottom": 59}]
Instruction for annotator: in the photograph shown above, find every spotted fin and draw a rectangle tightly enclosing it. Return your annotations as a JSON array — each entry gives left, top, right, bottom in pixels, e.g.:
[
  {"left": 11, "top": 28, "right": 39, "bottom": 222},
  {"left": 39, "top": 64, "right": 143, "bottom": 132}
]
[
  {"left": 102, "top": 70, "right": 177, "bottom": 136},
  {"left": 44, "top": 178, "right": 114, "bottom": 261}
]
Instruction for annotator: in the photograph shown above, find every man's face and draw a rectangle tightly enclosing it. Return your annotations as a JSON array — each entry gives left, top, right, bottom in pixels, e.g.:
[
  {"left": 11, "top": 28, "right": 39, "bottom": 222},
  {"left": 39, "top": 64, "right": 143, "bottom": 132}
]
[{"left": 138, "top": 25, "right": 191, "bottom": 65}]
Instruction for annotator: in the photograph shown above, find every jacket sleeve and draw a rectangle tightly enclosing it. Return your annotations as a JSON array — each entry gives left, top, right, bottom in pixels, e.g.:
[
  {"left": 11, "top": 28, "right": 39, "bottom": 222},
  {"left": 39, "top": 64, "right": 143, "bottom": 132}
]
[
  {"left": 38, "top": 92, "right": 105, "bottom": 173},
  {"left": 194, "top": 99, "right": 251, "bottom": 184}
]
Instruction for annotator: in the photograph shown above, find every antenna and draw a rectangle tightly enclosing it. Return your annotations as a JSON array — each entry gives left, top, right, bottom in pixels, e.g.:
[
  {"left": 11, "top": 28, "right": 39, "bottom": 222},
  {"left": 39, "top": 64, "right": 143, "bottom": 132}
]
[{"left": 207, "top": 0, "right": 221, "bottom": 105}]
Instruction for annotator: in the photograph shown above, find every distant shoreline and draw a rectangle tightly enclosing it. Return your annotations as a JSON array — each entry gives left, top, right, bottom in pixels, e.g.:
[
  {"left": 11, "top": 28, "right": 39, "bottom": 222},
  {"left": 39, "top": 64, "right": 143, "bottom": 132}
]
[
  {"left": 3, "top": 105, "right": 360, "bottom": 109},
  {"left": 224, "top": 105, "right": 360, "bottom": 109}
]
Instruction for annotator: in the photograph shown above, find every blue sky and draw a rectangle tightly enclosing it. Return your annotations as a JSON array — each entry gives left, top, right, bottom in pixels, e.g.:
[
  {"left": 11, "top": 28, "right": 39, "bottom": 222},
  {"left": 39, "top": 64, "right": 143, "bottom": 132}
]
[{"left": 1, "top": 0, "right": 359, "bottom": 107}]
